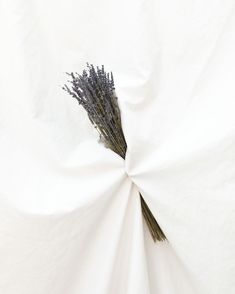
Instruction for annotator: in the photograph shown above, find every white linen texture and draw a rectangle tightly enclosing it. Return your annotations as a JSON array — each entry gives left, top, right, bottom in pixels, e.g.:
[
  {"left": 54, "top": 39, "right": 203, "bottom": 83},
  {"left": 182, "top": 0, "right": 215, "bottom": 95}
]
[{"left": 0, "top": 0, "right": 235, "bottom": 293}]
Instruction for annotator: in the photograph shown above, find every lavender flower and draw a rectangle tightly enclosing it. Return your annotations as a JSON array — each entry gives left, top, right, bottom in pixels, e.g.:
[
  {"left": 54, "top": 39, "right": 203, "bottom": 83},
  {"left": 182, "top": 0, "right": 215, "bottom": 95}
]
[{"left": 63, "top": 63, "right": 166, "bottom": 242}]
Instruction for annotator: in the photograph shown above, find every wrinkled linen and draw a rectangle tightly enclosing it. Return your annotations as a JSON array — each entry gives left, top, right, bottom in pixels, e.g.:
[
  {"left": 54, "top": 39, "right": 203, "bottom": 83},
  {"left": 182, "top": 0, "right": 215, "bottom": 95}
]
[{"left": 0, "top": 0, "right": 235, "bottom": 293}]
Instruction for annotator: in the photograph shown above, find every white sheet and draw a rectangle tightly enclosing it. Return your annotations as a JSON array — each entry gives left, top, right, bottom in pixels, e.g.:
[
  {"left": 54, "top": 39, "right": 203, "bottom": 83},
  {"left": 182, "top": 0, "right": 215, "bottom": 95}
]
[{"left": 0, "top": 0, "right": 235, "bottom": 293}]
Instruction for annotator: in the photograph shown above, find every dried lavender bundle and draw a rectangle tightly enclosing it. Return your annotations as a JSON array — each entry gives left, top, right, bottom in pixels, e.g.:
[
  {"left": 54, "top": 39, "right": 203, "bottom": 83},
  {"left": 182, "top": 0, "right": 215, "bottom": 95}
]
[{"left": 63, "top": 63, "right": 166, "bottom": 242}]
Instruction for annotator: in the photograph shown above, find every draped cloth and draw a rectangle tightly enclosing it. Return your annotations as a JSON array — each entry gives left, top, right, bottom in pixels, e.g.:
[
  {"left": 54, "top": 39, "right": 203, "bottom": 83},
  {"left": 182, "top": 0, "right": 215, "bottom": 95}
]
[{"left": 0, "top": 0, "right": 235, "bottom": 293}]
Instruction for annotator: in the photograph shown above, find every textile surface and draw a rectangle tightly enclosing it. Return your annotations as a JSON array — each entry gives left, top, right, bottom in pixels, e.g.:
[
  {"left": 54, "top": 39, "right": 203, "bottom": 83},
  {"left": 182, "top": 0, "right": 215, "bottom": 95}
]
[{"left": 0, "top": 0, "right": 235, "bottom": 293}]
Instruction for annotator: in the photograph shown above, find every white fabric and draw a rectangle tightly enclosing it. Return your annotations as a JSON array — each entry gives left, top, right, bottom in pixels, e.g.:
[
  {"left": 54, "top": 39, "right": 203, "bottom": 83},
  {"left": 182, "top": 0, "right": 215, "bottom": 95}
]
[{"left": 0, "top": 0, "right": 235, "bottom": 293}]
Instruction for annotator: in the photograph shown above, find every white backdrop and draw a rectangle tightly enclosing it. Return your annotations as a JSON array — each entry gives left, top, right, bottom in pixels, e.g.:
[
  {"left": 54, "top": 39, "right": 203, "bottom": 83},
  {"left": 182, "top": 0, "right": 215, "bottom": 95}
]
[{"left": 0, "top": 0, "right": 235, "bottom": 293}]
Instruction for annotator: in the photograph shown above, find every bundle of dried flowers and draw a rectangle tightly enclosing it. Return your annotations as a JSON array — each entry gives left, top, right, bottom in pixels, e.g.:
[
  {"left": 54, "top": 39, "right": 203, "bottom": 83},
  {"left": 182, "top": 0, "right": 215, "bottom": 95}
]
[{"left": 63, "top": 63, "right": 166, "bottom": 242}]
